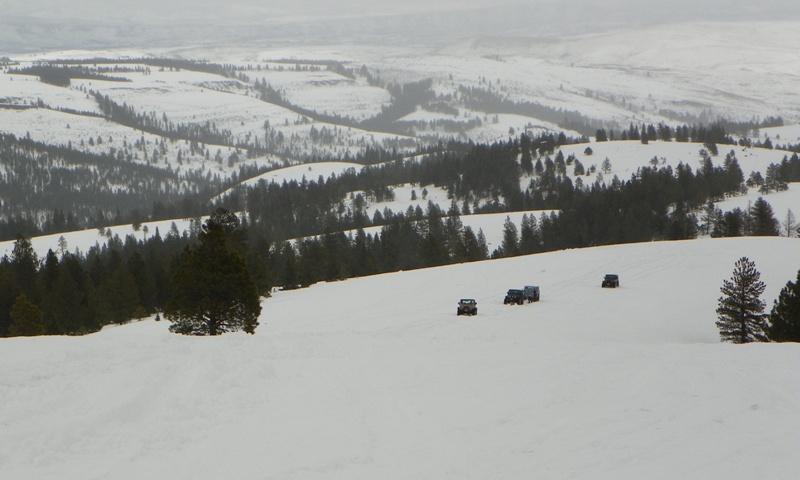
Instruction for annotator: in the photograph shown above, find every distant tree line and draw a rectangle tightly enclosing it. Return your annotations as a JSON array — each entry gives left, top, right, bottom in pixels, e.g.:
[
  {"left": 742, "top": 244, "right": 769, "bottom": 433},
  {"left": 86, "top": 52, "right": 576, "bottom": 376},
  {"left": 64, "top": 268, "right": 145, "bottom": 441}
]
[
  {"left": 8, "top": 65, "right": 131, "bottom": 87},
  {"left": 458, "top": 85, "right": 606, "bottom": 136},
  {"left": 51, "top": 57, "right": 239, "bottom": 78}
]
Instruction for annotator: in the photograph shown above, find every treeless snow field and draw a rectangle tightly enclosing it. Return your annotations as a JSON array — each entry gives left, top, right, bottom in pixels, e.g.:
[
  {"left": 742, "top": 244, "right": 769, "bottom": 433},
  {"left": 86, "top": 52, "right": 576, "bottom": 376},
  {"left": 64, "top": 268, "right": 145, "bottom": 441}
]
[{"left": 1, "top": 237, "right": 798, "bottom": 480}]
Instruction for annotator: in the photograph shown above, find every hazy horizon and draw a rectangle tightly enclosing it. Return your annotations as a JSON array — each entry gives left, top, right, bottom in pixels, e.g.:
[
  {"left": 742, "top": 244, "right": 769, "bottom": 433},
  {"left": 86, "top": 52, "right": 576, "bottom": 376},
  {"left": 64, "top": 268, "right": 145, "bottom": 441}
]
[{"left": 3, "top": 0, "right": 800, "bottom": 53}]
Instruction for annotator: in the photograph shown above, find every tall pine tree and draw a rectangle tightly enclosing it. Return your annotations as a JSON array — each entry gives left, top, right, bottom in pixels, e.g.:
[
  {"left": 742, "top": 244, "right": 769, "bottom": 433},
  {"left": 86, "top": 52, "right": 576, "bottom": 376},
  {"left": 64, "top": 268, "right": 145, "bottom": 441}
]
[
  {"left": 716, "top": 257, "right": 768, "bottom": 343},
  {"left": 749, "top": 197, "right": 779, "bottom": 236},
  {"left": 165, "top": 209, "right": 261, "bottom": 336}
]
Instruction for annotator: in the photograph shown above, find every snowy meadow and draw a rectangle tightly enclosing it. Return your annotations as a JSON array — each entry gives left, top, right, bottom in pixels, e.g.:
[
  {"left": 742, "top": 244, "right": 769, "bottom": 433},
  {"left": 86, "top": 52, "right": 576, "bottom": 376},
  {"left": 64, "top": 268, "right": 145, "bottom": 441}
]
[{"left": 1, "top": 237, "right": 799, "bottom": 479}]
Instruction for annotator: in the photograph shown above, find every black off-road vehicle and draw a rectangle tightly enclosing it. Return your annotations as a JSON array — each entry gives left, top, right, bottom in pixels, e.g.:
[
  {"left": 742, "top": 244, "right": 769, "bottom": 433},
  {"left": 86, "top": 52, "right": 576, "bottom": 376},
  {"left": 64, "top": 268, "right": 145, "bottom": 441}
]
[
  {"left": 602, "top": 274, "right": 620, "bottom": 288},
  {"left": 523, "top": 285, "right": 540, "bottom": 302},
  {"left": 504, "top": 289, "right": 525, "bottom": 305},
  {"left": 457, "top": 298, "right": 478, "bottom": 316}
]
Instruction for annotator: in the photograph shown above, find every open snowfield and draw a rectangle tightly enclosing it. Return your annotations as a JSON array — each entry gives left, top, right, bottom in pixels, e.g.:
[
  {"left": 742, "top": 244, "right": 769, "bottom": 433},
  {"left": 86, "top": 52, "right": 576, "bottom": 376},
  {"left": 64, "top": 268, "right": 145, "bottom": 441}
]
[{"left": 1, "top": 237, "right": 799, "bottom": 480}]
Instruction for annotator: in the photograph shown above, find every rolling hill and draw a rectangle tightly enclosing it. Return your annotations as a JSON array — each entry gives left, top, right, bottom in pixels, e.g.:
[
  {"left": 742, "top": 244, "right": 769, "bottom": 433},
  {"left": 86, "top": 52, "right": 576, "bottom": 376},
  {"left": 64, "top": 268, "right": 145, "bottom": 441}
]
[{"left": 1, "top": 236, "right": 798, "bottom": 479}]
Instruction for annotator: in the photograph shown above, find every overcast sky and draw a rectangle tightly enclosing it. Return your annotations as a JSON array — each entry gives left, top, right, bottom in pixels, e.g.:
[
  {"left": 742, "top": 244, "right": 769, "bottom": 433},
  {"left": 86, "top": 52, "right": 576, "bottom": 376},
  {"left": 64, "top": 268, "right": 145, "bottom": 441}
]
[{"left": 2, "top": 0, "right": 799, "bottom": 53}]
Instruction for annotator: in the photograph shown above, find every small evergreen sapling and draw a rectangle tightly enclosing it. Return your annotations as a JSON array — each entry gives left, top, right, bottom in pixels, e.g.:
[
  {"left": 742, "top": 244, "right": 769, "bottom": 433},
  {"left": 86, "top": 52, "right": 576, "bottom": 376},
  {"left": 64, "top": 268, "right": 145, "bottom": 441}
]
[{"left": 716, "top": 257, "right": 768, "bottom": 343}]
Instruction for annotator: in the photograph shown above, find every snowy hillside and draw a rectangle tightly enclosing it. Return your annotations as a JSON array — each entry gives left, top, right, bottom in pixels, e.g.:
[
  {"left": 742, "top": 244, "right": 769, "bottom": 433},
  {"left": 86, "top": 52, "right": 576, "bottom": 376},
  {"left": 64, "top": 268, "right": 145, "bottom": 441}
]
[
  {"left": 1, "top": 237, "right": 798, "bottom": 480},
  {"left": 3, "top": 139, "right": 798, "bottom": 259},
  {"left": 5, "top": 19, "right": 800, "bottom": 171}
]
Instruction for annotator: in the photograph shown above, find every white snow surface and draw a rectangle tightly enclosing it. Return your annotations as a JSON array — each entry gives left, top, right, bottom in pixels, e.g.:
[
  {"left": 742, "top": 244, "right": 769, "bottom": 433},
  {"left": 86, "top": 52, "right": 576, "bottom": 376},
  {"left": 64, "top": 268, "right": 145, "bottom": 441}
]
[{"left": 1, "top": 237, "right": 799, "bottom": 480}]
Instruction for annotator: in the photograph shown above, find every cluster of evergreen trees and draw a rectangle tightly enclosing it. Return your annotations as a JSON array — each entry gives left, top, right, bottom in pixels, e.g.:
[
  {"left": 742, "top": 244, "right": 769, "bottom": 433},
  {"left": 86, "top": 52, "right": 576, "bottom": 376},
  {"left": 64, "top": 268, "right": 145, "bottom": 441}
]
[
  {"left": 0, "top": 233, "right": 181, "bottom": 336},
  {"left": 717, "top": 257, "right": 800, "bottom": 343},
  {"left": 595, "top": 122, "right": 733, "bottom": 145},
  {"left": 8, "top": 65, "right": 131, "bottom": 87}
]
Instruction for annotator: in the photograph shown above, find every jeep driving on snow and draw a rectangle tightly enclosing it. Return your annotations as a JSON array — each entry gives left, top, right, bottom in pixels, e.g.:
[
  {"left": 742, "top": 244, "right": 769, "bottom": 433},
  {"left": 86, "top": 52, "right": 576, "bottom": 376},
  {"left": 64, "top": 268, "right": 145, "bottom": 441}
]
[
  {"left": 602, "top": 274, "right": 620, "bottom": 288},
  {"left": 523, "top": 285, "right": 540, "bottom": 302},
  {"left": 457, "top": 299, "right": 478, "bottom": 316},
  {"left": 504, "top": 289, "right": 525, "bottom": 305}
]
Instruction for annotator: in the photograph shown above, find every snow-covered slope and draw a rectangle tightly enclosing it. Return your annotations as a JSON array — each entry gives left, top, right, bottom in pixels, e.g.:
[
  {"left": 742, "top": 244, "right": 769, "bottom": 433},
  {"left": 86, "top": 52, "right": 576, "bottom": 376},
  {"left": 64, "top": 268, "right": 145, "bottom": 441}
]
[
  {"left": 4, "top": 139, "right": 798, "bottom": 259},
  {"left": 2, "top": 237, "right": 799, "bottom": 480}
]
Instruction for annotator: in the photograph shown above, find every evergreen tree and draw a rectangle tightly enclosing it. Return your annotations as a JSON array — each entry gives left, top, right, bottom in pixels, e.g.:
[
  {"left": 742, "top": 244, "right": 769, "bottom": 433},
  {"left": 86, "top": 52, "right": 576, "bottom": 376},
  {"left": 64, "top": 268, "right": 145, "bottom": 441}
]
[
  {"left": 165, "top": 209, "right": 261, "bottom": 336},
  {"left": 601, "top": 157, "right": 612, "bottom": 174},
  {"left": 573, "top": 159, "right": 585, "bottom": 176},
  {"left": 519, "top": 213, "right": 541, "bottom": 254},
  {"left": 716, "top": 257, "right": 768, "bottom": 343},
  {"left": 665, "top": 202, "right": 698, "bottom": 240},
  {"left": 718, "top": 208, "right": 745, "bottom": 237},
  {"left": 768, "top": 269, "right": 800, "bottom": 342},
  {"left": 8, "top": 294, "right": 45, "bottom": 337},
  {"left": 749, "top": 197, "right": 779, "bottom": 236},
  {"left": 10, "top": 236, "right": 39, "bottom": 301},
  {"left": 702, "top": 201, "right": 722, "bottom": 236},
  {"left": 50, "top": 253, "right": 96, "bottom": 334},
  {"left": 760, "top": 163, "right": 788, "bottom": 194},
  {"left": 520, "top": 149, "right": 533, "bottom": 174},
  {"left": 455, "top": 226, "right": 484, "bottom": 262},
  {"left": 534, "top": 158, "right": 544, "bottom": 176},
  {"left": 0, "top": 267, "right": 20, "bottom": 337},
  {"left": 476, "top": 229, "right": 490, "bottom": 259},
  {"left": 498, "top": 216, "right": 519, "bottom": 257}
]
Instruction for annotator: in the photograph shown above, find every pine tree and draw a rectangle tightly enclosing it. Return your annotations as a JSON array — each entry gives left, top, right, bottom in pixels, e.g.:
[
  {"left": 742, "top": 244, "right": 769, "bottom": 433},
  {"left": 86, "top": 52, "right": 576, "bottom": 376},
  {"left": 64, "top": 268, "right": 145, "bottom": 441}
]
[
  {"left": 165, "top": 209, "right": 261, "bottom": 336},
  {"left": 573, "top": 159, "right": 585, "bottom": 176},
  {"left": 601, "top": 157, "right": 612, "bottom": 174},
  {"left": 8, "top": 294, "right": 45, "bottom": 337},
  {"left": 749, "top": 197, "right": 779, "bottom": 236},
  {"left": 519, "top": 213, "right": 540, "bottom": 254},
  {"left": 0, "top": 267, "right": 20, "bottom": 337},
  {"left": 760, "top": 163, "right": 788, "bottom": 194},
  {"left": 768, "top": 269, "right": 800, "bottom": 342},
  {"left": 716, "top": 257, "right": 768, "bottom": 343},
  {"left": 499, "top": 216, "right": 519, "bottom": 257},
  {"left": 10, "top": 236, "right": 38, "bottom": 301}
]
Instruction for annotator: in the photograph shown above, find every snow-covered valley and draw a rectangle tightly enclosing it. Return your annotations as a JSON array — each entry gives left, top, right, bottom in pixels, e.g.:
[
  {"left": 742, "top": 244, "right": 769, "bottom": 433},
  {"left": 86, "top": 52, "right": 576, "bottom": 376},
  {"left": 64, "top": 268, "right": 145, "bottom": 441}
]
[{"left": 2, "top": 9, "right": 800, "bottom": 479}]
